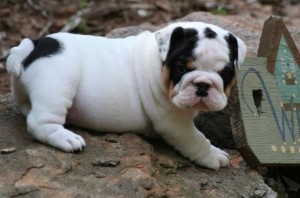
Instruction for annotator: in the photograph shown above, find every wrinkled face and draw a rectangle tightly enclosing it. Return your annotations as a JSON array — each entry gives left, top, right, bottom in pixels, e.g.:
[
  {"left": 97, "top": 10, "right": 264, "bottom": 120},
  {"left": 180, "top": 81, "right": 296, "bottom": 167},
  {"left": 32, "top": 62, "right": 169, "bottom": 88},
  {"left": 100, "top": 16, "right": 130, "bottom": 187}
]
[{"left": 156, "top": 22, "right": 247, "bottom": 111}]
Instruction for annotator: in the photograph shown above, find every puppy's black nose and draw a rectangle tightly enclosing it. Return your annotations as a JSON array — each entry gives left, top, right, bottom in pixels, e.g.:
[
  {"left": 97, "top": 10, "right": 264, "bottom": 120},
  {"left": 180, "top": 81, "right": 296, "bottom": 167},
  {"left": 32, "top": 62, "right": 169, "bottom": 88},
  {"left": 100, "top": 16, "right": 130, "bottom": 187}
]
[{"left": 195, "top": 82, "right": 210, "bottom": 97}]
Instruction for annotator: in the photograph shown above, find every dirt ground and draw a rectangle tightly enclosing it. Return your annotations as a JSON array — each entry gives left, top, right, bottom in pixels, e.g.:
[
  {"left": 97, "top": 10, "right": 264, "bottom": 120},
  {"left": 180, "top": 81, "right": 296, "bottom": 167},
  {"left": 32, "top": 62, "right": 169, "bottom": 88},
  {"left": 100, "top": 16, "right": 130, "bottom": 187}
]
[{"left": 1, "top": 0, "right": 300, "bottom": 94}]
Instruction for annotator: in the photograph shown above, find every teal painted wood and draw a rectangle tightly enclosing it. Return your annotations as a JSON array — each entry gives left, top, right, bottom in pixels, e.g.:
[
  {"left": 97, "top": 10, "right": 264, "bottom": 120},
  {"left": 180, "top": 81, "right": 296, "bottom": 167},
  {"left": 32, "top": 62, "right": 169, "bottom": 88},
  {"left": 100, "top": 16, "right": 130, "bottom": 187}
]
[{"left": 274, "top": 35, "right": 300, "bottom": 110}]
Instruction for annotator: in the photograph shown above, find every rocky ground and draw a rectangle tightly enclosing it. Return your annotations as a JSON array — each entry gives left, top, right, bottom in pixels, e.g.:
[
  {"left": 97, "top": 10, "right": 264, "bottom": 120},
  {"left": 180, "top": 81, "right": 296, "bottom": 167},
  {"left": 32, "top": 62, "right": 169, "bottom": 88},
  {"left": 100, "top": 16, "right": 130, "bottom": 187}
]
[
  {"left": 2, "top": 0, "right": 300, "bottom": 197},
  {"left": 0, "top": 92, "right": 276, "bottom": 197}
]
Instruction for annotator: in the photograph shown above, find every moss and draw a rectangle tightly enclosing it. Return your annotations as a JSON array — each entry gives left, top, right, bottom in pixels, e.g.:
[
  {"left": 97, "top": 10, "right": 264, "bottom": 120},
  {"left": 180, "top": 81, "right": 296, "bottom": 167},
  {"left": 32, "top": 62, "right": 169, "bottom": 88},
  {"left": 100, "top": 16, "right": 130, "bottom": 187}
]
[{"left": 211, "top": 7, "right": 228, "bottom": 16}]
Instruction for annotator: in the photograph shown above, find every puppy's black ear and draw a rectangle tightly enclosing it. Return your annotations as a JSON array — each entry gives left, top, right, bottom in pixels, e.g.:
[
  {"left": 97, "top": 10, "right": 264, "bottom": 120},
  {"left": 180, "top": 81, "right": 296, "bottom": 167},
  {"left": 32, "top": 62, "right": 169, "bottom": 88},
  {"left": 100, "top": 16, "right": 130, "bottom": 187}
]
[
  {"left": 167, "top": 27, "right": 199, "bottom": 58},
  {"left": 220, "top": 33, "right": 246, "bottom": 90},
  {"left": 225, "top": 33, "right": 238, "bottom": 68},
  {"left": 165, "top": 28, "right": 198, "bottom": 85},
  {"left": 155, "top": 25, "right": 198, "bottom": 61},
  {"left": 166, "top": 27, "right": 185, "bottom": 57}
]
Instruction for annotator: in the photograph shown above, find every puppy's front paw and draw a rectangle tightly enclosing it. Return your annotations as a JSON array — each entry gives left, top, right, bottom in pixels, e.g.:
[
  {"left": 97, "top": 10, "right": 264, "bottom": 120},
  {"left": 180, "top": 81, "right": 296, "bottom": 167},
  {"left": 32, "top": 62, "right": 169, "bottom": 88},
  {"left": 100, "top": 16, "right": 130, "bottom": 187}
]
[
  {"left": 45, "top": 129, "right": 86, "bottom": 152},
  {"left": 195, "top": 145, "right": 230, "bottom": 170}
]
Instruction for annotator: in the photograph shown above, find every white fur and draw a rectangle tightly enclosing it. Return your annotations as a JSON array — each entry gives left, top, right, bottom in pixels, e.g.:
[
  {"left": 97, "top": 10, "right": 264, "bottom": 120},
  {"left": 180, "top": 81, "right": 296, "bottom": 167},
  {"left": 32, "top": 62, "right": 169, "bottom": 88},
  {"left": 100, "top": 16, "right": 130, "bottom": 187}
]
[
  {"left": 6, "top": 38, "right": 33, "bottom": 77},
  {"left": 6, "top": 22, "right": 247, "bottom": 170}
]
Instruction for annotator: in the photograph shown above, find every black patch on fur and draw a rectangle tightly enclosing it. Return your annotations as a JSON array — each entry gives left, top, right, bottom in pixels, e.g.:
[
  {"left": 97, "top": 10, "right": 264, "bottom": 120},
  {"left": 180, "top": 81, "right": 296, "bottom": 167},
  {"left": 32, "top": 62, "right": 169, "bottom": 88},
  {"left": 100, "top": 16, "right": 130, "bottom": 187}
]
[
  {"left": 204, "top": 27, "right": 217, "bottom": 39},
  {"left": 219, "top": 63, "right": 235, "bottom": 89},
  {"left": 24, "top": 37, "right": 62, "bottom": 68},
  {"left": 224, "top": 33, "right": 238, "bottom": 67},
  {"left": 165, "top": 27, "right": 199, "bottom": 85},
  {"left": 220, "top": 33, "right": 239, "bottom": 89}
]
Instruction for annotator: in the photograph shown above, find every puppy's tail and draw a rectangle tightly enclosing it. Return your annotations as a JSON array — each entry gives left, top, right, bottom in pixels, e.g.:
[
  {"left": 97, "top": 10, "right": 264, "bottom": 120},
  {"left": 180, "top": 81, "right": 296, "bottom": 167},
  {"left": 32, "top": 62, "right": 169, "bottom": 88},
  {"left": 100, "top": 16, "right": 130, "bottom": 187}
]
[{"left": 6, "top": 38, "right": 34, "bottom": 78}]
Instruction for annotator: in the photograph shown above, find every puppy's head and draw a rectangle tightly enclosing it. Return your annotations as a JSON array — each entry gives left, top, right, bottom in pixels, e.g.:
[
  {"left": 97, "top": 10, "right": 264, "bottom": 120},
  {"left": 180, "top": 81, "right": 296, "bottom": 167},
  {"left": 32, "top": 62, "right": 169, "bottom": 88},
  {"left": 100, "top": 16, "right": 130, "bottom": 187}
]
[{"left": 155, "top": 22, "right": 247, "bottom": 111}]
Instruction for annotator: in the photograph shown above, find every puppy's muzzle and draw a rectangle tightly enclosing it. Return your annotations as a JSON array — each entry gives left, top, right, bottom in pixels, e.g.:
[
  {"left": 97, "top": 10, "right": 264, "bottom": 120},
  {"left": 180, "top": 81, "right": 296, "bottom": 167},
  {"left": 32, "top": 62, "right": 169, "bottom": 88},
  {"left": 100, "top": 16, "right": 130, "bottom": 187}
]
[{"left": 195, "top": 82, "right": 210, "bottom": 97}]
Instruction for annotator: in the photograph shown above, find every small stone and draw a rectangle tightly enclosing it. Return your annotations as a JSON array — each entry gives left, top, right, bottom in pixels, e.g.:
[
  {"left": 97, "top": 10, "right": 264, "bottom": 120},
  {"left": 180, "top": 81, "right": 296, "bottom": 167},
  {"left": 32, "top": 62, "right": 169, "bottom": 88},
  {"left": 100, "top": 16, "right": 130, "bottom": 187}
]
[
  {"left": 103, "top": 134, "right": 119, "bottom": 143},
  {"left": 75, "top": 193, "right": 91, "bottom": 198},
  {"left": 252, "top": 189, "right": 267, "bottom": 198},
  {"left": 9, "top": 185, "right": 38, "bottom": 197},
  {"left": 199, "top": 178, "right": 209, "bottom": 187},
  {"left": 216, "top": 178, "right": 223, "bottom": 183},
  {"left": 92, "top": 171, "right": 106, "bottom": 178},
  {"left": 1, "top": 147, "right": 16, "bottom": 154},
  {"left": 137, "top": 9, "right": 152, "bottom": 18},
  {"left": 33, "top": 163, "right": 44, "bottom": 168},
  {"left": 157, "top": 155, "right": 176, "bottom": 169},
  {"left": 165, "top": 168, "right": 177, "bottom": 175},
  {"left": 140, "top": 178, "right": 154, "bottom": 190},
  {"left": 92, "top": 158, "right": 120, "bottom": 167}
]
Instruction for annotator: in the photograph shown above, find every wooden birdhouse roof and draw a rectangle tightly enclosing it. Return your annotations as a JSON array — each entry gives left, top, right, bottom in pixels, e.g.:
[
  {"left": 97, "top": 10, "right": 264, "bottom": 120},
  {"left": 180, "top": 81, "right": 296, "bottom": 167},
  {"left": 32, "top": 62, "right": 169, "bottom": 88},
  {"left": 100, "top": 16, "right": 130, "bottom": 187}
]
[{"left": 258, "top": 16, "right": 300, "bottom": 74}]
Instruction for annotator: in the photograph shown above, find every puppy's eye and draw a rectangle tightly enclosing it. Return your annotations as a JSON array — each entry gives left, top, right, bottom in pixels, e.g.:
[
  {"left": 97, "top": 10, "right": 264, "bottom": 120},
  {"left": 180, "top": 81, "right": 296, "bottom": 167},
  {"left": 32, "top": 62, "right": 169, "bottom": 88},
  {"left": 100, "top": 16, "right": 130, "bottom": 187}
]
[{"left": 175, "top": 64, "right": 187, "bottom": 74}]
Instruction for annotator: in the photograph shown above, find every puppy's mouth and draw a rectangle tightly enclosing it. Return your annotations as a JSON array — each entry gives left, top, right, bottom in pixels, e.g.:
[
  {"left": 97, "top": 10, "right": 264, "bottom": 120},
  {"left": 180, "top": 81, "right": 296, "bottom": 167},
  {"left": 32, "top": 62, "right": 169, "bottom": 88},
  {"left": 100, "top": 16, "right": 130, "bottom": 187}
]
[
  {"left": 187, "top": 98, "right": 208, "bottom": 111},
  {"left": 170, "top": 71, "right": 228, "bottom": 111}
]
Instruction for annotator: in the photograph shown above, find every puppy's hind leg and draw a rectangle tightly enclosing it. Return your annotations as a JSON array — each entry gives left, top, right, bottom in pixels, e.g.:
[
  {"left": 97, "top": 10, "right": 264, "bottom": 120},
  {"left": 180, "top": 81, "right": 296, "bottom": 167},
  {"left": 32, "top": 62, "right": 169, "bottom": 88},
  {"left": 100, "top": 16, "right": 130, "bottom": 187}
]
[
  {"left": 12, "top": 78, "right": 31, "bottom": 116},
  {"left": 24, "top": 66, "right": 85, "bottom": 152}
]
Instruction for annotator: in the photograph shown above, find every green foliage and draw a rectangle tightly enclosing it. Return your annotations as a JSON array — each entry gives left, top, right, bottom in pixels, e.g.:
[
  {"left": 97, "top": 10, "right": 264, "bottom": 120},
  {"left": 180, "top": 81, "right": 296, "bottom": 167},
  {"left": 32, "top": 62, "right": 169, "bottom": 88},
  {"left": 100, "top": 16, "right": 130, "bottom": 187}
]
[
  {"left": 79, "top": 0, "right": 89, "bottom": 9},
  {"left": 77, "top": 18, "right": 91, "bottom": 34},
  {"left": 211, "top": 6, "right": 227, "bottom": 16}
]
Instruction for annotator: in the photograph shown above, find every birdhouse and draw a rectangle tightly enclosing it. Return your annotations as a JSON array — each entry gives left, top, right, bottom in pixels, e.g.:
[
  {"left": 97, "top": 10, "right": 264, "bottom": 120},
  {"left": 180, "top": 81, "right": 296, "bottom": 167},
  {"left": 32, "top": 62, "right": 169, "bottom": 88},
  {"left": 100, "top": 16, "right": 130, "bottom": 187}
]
[{"left": 230, "top": 16, "right": 300, "bottom": 167}]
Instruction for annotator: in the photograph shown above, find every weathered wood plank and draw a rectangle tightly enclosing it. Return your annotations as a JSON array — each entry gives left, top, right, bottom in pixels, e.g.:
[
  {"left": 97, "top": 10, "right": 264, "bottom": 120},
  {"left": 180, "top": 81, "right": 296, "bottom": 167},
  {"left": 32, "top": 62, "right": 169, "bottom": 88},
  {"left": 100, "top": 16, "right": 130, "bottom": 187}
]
[{"left": 230, "top": 16, "right": 300, "bottom": 166}]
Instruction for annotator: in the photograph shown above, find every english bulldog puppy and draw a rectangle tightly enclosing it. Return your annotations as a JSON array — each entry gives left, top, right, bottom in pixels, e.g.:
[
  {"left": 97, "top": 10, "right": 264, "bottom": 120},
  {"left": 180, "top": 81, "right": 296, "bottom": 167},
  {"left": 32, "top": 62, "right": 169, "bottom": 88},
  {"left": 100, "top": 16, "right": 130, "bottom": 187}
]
[{"left": 6, "top": 22, "right": 246, "bottom": 170}]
